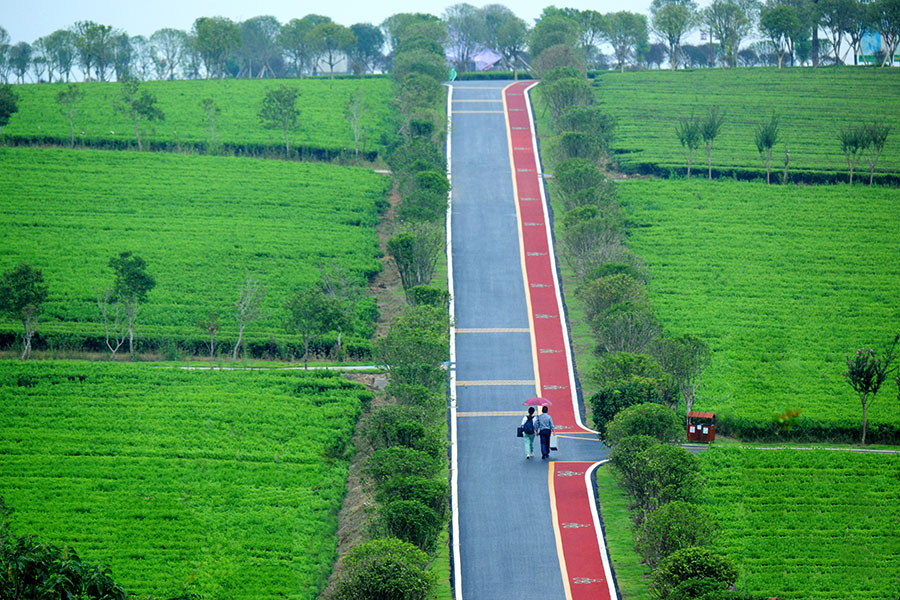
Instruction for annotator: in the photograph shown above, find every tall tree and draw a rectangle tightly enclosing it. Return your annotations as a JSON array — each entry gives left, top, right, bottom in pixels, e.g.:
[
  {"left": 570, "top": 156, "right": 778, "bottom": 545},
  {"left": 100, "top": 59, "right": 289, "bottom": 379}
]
[
  {"left": 604, "top": 12, "right": 650, "bottom": 72},
  {"left": 818, "top": 0, "right": 855, "bottom": 63},
  {"left": 0, "top": 26, "right": 9, "bottom": 83},
  {"left": 150, "top": 28, "right": 188, "bottom": 80},
  {"left": 280, "top": 15, "right": 332, "bottom": 77},
  {"left": 701, "top": 106, "right": 726, "bottom": 179},
  {"left": 199, "top": 97, "right": 221, "bottom": 149},
  {"left": 0, "top": 263, "right": 49, "bottom": 360},
  {"left": 284, "top": 282, "right": 342, "bottom": 369},
  {"left": 197, "top": 311, "right": 220, "bottom": 367},
  {"left": 345, "top": 87, "right": 370, "bottom": 158},
  {"left": 72, "top": 21, "right": 115, "bottom": 81},
  {"left": 348, "top": 23, "right": 385, "bottom": 74},
  {"left": 310, "top": 22, "right": 356, "bottom": 78},
  {"left": 703, "top": 0, "right": 757, "bottom": 67},
  {"left": 387, "top": 223, "right": 444, "bottom": 303},
  {"left": 529, "top": 12, "right": 580, "bottom": 59},
  {"left": 844, "top": 336, "right": 899, "bottom": 445},
  {"left": 654, "top": 334, "right": 711, "bottom": 424},
  {"left": 232, "top": 278, "right": 265, "bottom": 360},
  {"left": 130, "top": 35, "right": 154, "bottom": 80},
  {"left": 381, "top": 13, "right": 447, "bottom": 57},
  {"left": 869, "top": 0, "right": 900, "bottom": 66},
  {"left": 864, "top": 120, "right": 891, "bottom": 185},
  {"left": 44, "top": 30, "right": 77, "bottom": 82},
  {"left": 481, "top": 5, "right": 529, "bottom": 78},
  {"left": 0, "top": 83, "right": 19, "bottom": 135},
  {"left": 259, "top": 85, "right": 300, "bottom": 156},
  {"left": 238, "top": 16, "right": 282, "bottom": 79},
  {"left": 115, "top": 79, "right": 165, "bottom": 151},
  {"left": 192, "top": 16, "right": 241, "bottom": 78},
  {"left": 838, "top": 124, "right": 867, "bottom": 184},
  {"left": 112, "top": 32, "right": 133, "bottom": 81},
  {"left": 675, "top": 111, "right": 702, "bottom": 178},
  {"left": 754, "top": 114, "right": 779, "bottom": 184},
  {"left": 8, "top": 42, "right": 31, "bottom": 83},
  {"left": 759, "top": 2, "right": 806, "bottom": 67},
  {"left": 651, "top": 0, "right": 698, "bottom": 70},
  {"left": 107, "top": 251, "right": 155, "bottom": 360},
  {"left": 56, "top": 83, "right": 83, "bottom": 147},
  {"left": 444, "top": 3, "right": 484, "bottom": 72}
]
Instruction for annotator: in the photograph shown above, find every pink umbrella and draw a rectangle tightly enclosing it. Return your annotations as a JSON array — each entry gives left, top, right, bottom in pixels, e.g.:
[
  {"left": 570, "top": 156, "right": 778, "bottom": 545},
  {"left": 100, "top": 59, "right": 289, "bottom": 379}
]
[{"left": 523, "top": 397, "right": 551, "bottom": 407}]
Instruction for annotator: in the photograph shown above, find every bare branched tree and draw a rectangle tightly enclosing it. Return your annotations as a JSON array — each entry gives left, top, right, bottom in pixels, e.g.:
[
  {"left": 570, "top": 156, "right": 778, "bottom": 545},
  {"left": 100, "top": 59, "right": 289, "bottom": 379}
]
[
  {"left": 97, "top": 288, "right": 127, "bottom": 360},
  {"left": 232, "top": 278, "right": 266, "bottom": 361}
]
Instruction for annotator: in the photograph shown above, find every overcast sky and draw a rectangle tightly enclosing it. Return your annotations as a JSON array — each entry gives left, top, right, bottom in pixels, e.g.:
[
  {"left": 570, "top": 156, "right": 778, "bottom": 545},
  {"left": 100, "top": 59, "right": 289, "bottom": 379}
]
[{"left": 2, "top": 0, "right": 689, "bottom": 44}]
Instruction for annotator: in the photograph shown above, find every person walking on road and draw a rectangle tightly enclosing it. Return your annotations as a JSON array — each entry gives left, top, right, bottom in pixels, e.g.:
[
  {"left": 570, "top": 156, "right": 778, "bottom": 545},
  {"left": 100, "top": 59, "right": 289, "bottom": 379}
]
[
  {"left": 535, "top": 405, "right": 554, "bottom": 460},
  {"left": 521, "top": 407, "right": 537, "bottom": 459}
]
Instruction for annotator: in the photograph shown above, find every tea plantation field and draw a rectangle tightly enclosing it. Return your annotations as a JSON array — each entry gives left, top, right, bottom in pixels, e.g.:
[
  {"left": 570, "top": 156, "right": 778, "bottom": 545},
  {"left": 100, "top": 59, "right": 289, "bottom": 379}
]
[
  {"left": 0, "top": 147, "right": 388, "bottom": 354},
  {"left": 0, "top": 360, "right": 370, "bottom": 599},
  {"left": 596, "top": 68, "right": 900, "bottom": 179},
  {"left": 700, "top": 447, "right": 900, "bottom": 600},
  {"left": 3, "top": 78, "right": 394, "bottom": 159},
  {"left": 620, "top": 178, "right": 900, "bottom": 439}
]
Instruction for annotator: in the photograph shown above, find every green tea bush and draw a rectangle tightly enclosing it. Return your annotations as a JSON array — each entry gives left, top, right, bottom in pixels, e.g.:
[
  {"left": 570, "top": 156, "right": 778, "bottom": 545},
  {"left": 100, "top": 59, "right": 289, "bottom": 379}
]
[
  {"left": 605, "top": 403, "right": 683, "bottom": 447},
  {"left": 651, "top": 547, "right": 738, "bottom": 600},
  {"left": 332, "top": 538, "right": 435, "bottom": 600}
]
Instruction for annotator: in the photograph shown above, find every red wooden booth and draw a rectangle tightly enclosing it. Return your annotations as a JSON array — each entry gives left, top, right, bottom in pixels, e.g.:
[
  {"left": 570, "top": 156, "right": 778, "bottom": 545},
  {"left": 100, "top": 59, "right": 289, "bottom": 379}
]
[{"left": 687, "top": 411, "right": 716, "bottom": 442}]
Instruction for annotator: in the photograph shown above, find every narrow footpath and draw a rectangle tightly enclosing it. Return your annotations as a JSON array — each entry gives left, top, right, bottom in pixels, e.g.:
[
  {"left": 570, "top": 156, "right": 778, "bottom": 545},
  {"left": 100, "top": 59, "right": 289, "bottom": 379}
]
[{"left": 448, "top": 80, "right": 617, "bottom": 600}]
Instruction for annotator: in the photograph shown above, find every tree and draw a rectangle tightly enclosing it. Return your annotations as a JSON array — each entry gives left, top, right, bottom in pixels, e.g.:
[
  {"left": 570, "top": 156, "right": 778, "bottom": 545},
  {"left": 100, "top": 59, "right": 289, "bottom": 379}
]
[
  {"left": 759, "top": 2, "right": 806, "bottom": 67},
  {"left": 72, "top": 21, "right": 115, "bottom": 81},
  {"left": 199, "top": 97, "right": 221, "bottom": 150},
  {"left": 382, "top": 13, "right": 448, "bottom": 57},
  {"left": 111, "top": 32, "right": 133, "bottom": 81},
  {"left": 444, "top": 3, "right": 484, "bottom": 71},
  {"left": 259, "top": 85, "right": 300, "bottom": 157},
  {"left": 96, "top": 287, "right": 127, "bottom": 360},
  {"left": 651, "top": 0, "right": 698, "bottom": 70},
  {"left": 348, "top": 23, "right": 385, "bottom": 74},
  {"left": 149, "top": 28, "right": 188, "bottom": 80},
  {"left": 232, "top": 278, "right": 265, "bottom": 360},
  {"left": 529, "top": 12, "right": 580, "bottom": 59},
  {"left": 192, "top": 16, "right": 241, "bottom": 78},
  {"left": 753, "top": 114, "right": 779, "bottom": 184},
  {"left": 238, "top": 16, "right": 282, "bottom": 79},
  {"left": 284, "top": 282, "right": 342, "bottom": 368},
  {"left": 8, "top": 42, "right": 31, "bottom": 83},
  {"left": 604, "top": 11, "right": 650, "bottom": 72},
  {"left": 864, "top": 120, "right": 891, "bottom": 185},
  {"left": 43, "top": 29, "right": 77, "bottom": 82},
  {"left": 637, "top": 501, "right": 719, "bottom": 568},
  {"left": 387, "top": 223, "right": 444, "bottom": 303},
  {"left": 654, "top": 334, "right": 711, "bottom": 423},
  {"left": 651, "top": 547, "right": 738, "bottom": 600},
  {"left": 345, "top": 88, "right": 370, "bottom": 159},
  {"left": 310, "top": 23, "right": 356, "bottom": 78},
  {"left": 700, "top": 106, "right": 725, "bottom": 179},
  {"left": 280, "top": 15, "right": 332, "bottom": 77},
  {"left": 107, "top": 251, "right": 155, "bottom": 360},
  {"left": 317, "top": 264, "right": 361, "bottom": 361},
  {"left": 818, "top": 0, "right": 856, "bottom": 63},
  {"left": 870, "top": 0, "right": 900, "bottom": 66},
  {"left": 116, "top": 79, "right": 165, "bottom": 151},
  {"left": 129, "top": 35, "right": 155, "bottom": 81},
  {"left": 332, "top": 538, "right": 436, "bottom": 600},
  {"left": 605, "top": 402, "right": 684, "bottom": 446},
  {"left": 480, "top": 5, "right": 529, "bottom": 78},
  {"left": 0, "top": 84, "right": 19, "bottom": 135},
  {"left": 377, "top": 305, "right": 450, "bottom": 393},
  {"left": 540, "top": 76, "right": 594, "bottom": 121},
  {"left": 56, "top": 83, "right": 83, "bottom": 147},
  {"left": 0, "top": 264, "right": 49, "bottom": 360},
  {"left": 838, "top": 124, "right": 868, "bottom": 184},
  {"left": 844, "top": 335, "right": 898, "bottom": 445},
  {"left": 197, "top": 311, "right": 220, "bottom": 367},
  {"left": 703, "top": 0, "right": 757, "bottom": 68},
  {"left": 675, "top": 111, "right": 701, "bottom": 178}
]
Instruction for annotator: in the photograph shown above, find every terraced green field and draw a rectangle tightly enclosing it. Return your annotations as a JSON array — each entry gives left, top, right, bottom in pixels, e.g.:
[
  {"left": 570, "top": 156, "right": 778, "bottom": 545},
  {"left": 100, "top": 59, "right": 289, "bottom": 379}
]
[
  {"left": 0, "top": 360, "right": 370, "bottom": 599},
  {"left": 620, "top": 178, "right": 900, "bottom": 438},
  {"left": 596, "top": 68, "right": 900, "bottom": 178},
  {"left": 0, "top": 147, "right": 388, "bottom": 354},
  {"left": 700, "top": 447, "right": 900, "bottom": 600},
  {"left": 3, "top": 78, "right": 394, "bottom": 158}
]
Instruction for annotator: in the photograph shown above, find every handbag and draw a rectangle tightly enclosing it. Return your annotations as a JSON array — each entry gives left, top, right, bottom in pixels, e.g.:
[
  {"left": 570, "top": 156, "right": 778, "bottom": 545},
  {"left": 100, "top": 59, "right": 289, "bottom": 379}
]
[
  {"left": 549, "top": 434, "right": 559, "bottom": 451},
  {"left": 516, "top": 426, "right": 524, "bottom": 437}
]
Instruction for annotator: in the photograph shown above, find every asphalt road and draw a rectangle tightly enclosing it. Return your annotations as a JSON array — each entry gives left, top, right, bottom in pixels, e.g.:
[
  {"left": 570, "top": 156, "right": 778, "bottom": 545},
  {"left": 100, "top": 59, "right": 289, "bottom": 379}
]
[{"left": 449, "top": 80, "right": 611, "bottom": 600}]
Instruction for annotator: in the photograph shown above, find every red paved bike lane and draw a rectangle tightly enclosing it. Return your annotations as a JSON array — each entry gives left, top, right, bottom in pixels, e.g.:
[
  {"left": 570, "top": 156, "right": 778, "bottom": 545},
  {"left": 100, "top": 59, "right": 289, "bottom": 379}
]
[{"left": 504, "top": 80, "right": 617, "bottom": 600}]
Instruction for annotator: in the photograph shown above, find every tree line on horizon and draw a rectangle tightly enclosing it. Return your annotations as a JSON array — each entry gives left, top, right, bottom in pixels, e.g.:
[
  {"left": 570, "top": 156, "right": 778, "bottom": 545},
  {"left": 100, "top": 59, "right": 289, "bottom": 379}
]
[{"left": 1, "top": 0, "right": 898, "bottom": 84}]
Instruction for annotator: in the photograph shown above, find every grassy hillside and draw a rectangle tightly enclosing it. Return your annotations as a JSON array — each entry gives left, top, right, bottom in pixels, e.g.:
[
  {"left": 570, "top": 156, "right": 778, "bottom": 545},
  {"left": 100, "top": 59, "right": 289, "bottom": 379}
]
[
  {"left": 2, "top": 78, "right": 395, "bottom": 159},
  {"left": 0, "top": 147, "right": 389, "bottom": 356},
  {"left": 620, "top": 178, "right": 900, "bottom": 439},
  {"left": 701, "top": 447, "right": 900, "bottom": 600},
  {"left": 596, "top": 68, "right": 900, "bottom": 180},
  {"left": 0, "top": 360, "right": 370, "bottom": 599}
]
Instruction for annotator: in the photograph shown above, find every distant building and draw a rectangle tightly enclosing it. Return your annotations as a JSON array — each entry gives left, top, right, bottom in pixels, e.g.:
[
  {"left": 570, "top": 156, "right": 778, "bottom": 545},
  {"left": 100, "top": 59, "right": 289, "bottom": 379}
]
[{"left": 859, "top": 31, "right": 899, "bottom": 65}]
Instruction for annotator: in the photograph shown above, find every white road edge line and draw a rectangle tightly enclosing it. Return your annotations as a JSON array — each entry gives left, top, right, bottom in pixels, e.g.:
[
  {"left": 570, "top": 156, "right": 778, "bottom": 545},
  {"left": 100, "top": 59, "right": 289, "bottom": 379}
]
[
  {"left": 522, "top": 81, "right": 598, "bottom": 436},
  {"left": 585, "top": 461, "right": 618, "bottom": 600},
  {"left": 445, "top": 82, "right": 463, "bottom": 600}
]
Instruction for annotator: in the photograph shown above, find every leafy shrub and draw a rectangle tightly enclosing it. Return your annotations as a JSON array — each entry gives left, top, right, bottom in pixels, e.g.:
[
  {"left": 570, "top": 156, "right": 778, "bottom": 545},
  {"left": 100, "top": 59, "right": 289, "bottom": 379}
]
[
  {"left": 591, "top": 352, "right": 663, "bottom": 384},
  {"left": 392, "top": 50, "right": 447, "bottom": 83},
  {"left": 636, "top": 501, "right": 718, "bottom": 568},
  {"left": 651, "top": 547, "right": 738, "bottom": 600},
  {"left": 332, "top": 537, "right": 435, "bottom": 600},
  {"left": 605, "top": 403, "right": 683, "bottom": 447},
  {"left": 387, "top": 383, "right": 446, "bottom": 412},
  {"left": 590, "top": 377, "right": 666, "bottom": 434},
  {"left": 556, "top": 105, "right": 616, "bottom": 151},
  {"left": 540, "top": 76, "right": 594, "bottom": 120},
  {"left": 365, "top": 405, "right": 428, "bottom": 448},
  {"left": 533, "top": 45, "right": 586, "bottom": 78},
  {"left": 542, "top": 66, "right": 585, "bottom": 85},
  {"left": 577, "top": 272, "right": 648, "bottom": 326},
  {"left": 397, "top": 170, "right": 449, "bottom": 222},
  {"left": 376, "top": 476, "right": 449, "bottom": 519},
  {"left": 365, "top": 446, "right": 443, "bottom": 486},
  {"left": 557, "top": 131, "right": 602, "bottom": 161},
  {"left": 376, "top": 500, "right": 443, "bottom": 553},
  {"left": 409, "top": 285, "right": 450, "bottom": 309},
  {"left": 377, "top": 305, "right": 449, "bottom": 393},
  {"left": 667, "top": 577, "right": 728, "bottom": 600}
]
